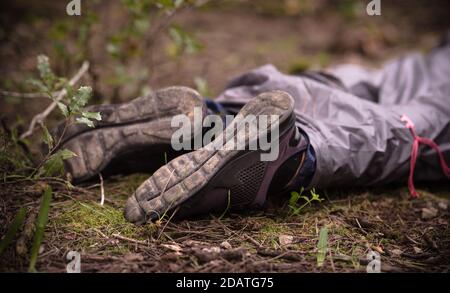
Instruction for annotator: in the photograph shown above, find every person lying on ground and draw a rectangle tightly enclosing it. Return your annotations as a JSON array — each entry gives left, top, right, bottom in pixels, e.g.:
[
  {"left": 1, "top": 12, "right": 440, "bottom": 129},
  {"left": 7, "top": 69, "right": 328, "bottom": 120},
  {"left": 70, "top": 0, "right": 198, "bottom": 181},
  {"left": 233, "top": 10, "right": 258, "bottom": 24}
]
[{"left": 54, "top": 33, "right": 450, "bottom": 224}]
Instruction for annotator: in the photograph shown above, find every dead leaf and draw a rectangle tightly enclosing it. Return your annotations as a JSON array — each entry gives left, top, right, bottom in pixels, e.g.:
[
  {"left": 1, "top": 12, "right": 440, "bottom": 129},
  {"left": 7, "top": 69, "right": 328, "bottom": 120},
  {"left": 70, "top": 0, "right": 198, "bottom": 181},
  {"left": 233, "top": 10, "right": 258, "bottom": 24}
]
[
  {"left": 202, "top": 246, "right": 221, "bottom": 254},
  {"left": 161, "top": 243, "right": 183, "bottom": 255},
  {"left": 124, "top": 253, "right": 144, "bottom": 262},
  {"left": 413, "top": 246, "right": 423, "bottom": 254},
  {"left": 421, "top": 207, "right": 438, "bottom": 220},
  {"left": 372, "top": 245, "right": 384, "bottom": 254},
  {"left": 279, "top": 235, "right": 294, "bottom": 246},
  {"left": 220, "top": 241, "right": 232, "bottom": 250},
  {"left": 437, "top": 202, "right": 448, "bottom": 211}
]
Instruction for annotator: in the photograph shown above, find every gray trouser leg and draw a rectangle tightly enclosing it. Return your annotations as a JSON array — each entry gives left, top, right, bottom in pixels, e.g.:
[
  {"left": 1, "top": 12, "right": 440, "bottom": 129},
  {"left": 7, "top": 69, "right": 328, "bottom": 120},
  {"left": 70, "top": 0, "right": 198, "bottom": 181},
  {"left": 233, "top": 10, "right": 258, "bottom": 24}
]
[{"left": 216, "top": 38, "right": 450, "bottom": 188}]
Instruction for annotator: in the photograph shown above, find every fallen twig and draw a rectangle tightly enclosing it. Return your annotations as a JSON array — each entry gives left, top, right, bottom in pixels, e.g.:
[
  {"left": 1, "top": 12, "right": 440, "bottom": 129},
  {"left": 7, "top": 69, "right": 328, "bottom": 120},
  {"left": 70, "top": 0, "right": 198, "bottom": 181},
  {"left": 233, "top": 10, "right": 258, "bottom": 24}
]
[
  {"left": 112, "top": 233, "right": 148, "bottom": 245},
  {"left": 92, "top": 228, "right": 108, "bottom": 239},
  {"left": 244, "top": 234, "right": 262, "bottom": 248},
  {"left": 355, "top": 217, "right": 368, "bottom": 235}
]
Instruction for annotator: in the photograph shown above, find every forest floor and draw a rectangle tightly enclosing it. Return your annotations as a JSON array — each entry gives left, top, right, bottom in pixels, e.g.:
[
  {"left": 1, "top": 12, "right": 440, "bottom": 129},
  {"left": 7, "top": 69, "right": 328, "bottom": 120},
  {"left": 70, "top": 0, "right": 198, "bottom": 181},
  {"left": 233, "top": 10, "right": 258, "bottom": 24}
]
[
  {"left": 1, "top": 175, "right": 449, "bottom": 272},
  {"left": 0, "top": 1, "right": 449, "bottom": 272}
]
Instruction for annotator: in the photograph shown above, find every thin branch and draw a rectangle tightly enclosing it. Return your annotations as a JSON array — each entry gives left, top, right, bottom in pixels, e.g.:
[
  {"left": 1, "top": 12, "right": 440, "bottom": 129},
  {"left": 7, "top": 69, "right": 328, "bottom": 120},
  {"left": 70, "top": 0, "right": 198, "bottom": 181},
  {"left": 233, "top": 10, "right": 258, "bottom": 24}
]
[
  {"left": 112, "top": 233, "right": 149, "bottom": 245},
  {"left": 92, "top": 227, "right": 108, "bottom": 239},
  {"left": 0, "top": 90, "right": 61, "bottom": 99},
  {"left": 20, "top": 61, "right": 90, "bottom": 140}
]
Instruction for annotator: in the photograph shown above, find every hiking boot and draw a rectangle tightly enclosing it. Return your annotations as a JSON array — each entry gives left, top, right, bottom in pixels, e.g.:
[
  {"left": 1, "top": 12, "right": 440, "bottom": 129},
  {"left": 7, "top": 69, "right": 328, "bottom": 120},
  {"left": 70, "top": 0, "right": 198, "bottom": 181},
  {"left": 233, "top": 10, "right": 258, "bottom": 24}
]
[
  {"left": 124, "top": 90, "right": 309, "bottom": 224},
  {"left": 56, "top": 86, "right": 204, "bottom": 182}
]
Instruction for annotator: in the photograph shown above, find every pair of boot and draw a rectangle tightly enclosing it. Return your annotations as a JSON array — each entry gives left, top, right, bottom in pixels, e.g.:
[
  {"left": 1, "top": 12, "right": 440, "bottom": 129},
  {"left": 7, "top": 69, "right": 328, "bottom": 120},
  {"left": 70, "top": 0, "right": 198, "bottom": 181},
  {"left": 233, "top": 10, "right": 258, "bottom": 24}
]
[{"left": 57, "top": 87, "right": 308, "bottom": 224}]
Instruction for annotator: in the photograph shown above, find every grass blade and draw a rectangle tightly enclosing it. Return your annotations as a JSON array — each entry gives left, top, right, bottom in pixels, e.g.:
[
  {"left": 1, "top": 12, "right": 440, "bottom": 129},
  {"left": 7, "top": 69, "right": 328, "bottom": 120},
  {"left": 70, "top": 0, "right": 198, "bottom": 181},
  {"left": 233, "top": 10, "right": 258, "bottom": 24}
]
[
  {"left": 0, "top": 207, "right": 26, "bottom": 256},
  {"left": 317, "top": 226, "right": 328, "bottom": 267},
  {"left": 28, "top": 185, "right": 52, "bottom": 272},
  {"left": 219, "top": 190, "right": 231, "bottom": 220}
]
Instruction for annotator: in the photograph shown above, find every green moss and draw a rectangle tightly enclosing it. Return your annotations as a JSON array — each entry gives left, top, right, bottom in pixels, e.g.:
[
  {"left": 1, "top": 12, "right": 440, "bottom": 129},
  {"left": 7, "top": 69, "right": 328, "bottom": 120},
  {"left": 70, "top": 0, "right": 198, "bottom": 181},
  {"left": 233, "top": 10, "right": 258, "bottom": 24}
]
[
  {"left": 259, "top": 221, "right": 289, "bottom": 235},
  {"left": 256, "top": 219, "right": 290, "bottom": 248},
  {"left": 55, "top": 200, "right": 157, "bottom": 241}
]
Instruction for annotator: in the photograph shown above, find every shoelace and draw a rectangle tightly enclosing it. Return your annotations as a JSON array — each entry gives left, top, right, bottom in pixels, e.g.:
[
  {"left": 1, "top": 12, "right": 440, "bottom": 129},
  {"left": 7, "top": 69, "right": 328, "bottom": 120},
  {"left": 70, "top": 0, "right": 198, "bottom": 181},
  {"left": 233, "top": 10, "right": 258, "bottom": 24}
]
[{"left": 401, "top": 115, "right": 450, "bottom": 198}]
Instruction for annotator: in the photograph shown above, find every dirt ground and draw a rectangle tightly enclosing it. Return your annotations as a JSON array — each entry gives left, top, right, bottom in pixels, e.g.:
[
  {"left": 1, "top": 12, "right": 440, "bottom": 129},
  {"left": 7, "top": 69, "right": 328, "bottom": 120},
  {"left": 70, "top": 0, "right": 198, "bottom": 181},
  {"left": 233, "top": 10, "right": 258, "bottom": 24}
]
[{"left": 0, "top": 0, "right": 449, "bottom": 272}]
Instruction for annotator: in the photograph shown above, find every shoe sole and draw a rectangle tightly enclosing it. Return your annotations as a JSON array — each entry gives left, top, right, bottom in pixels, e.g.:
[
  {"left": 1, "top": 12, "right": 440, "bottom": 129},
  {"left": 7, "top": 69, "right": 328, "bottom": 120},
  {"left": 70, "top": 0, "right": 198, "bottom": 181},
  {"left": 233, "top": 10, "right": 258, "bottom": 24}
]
[
  {"left": 125, "top": 90, "right": 295, "bottom": 224},
  {"left": 59, "top": 86, "right": 204, "bottom": 182}
]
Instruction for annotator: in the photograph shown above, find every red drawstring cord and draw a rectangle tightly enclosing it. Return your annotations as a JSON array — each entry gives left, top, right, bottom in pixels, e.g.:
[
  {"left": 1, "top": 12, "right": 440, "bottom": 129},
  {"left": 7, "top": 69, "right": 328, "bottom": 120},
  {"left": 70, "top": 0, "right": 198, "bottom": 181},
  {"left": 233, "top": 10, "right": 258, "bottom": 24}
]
[{"left": 401, "top": 115, "right": 450, "bottom": 198}]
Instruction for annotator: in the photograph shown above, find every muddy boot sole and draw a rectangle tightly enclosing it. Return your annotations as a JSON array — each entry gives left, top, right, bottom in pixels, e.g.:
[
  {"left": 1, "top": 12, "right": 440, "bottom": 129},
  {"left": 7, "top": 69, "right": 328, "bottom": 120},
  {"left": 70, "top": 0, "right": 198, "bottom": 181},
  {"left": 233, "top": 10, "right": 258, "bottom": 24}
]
[
  {"left": 125, "top": 90, "right": 297, "bottom": 224},
  {"left": 59, "top": 86, "right": 204, "bottom": 182}
]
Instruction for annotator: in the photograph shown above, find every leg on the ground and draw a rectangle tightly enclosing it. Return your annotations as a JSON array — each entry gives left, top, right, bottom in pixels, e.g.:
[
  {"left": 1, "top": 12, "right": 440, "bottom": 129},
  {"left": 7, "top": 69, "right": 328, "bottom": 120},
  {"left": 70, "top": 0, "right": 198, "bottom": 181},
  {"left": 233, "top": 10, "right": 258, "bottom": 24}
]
[
  {"left": 124, "top": 90, "right": 310, "bottom": 223},
  {"left": 57, "top": 86, "right": 204, "bottom": 182},
  {"left": 215, "top": 35, "right": 450, "bottom": 188}
]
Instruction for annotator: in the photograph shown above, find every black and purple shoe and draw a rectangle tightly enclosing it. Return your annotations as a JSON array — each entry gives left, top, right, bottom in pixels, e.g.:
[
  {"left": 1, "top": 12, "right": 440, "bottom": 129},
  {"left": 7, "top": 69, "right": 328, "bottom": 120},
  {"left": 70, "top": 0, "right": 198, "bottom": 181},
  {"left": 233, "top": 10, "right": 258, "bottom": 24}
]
[{"left": 124, "top": 90, "right": 309, "bottom": 224}]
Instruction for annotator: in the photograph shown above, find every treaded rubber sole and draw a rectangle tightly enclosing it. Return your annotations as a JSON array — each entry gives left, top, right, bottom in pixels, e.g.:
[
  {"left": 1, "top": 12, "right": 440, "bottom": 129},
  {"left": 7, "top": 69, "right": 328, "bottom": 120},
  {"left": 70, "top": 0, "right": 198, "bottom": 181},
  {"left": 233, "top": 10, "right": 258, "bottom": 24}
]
[
  {"left": 59, "top": 86, "right": 203, "bottom": 182},
  {"left": 125, "top": 90, "right": 295, "bottom": 224}
]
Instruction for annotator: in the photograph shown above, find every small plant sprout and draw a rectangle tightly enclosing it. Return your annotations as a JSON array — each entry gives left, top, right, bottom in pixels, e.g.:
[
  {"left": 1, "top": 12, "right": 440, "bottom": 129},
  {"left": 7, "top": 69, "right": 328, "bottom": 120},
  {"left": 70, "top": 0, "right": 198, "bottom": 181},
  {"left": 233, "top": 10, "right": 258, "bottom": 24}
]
[
  {"left": 288, "top": 187, "right": 324, "bottom": 216},
  {"left": 27, "top": 55, "right": 101, "bottom": 178}
]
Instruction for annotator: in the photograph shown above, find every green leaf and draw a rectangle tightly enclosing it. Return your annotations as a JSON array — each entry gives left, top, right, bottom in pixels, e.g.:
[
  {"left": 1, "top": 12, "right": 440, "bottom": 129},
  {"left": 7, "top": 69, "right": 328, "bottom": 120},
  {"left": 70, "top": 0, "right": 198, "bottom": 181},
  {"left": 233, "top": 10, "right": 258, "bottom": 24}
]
[
  {"left": 57, "top": 102, "right": 69, "bottom": 117},
  {"left": 76, "top": 117, "right": 95, "bottom": 128},
  {"left": 106, "top": 42, "right": 121, "bottom": 58},
  {"left": 310, "top": 188, "right": 323, "bottom": 202},
  {"left": 54, "top": 77, "right": 68, "bottom": 90},
  {"left": 168, "top": 25, "right": 202, "bottom": 56},
  {"left": 37, "top": 55, "right": 51, "bottom": 78},
  {"left": 59, "top": 149, "right": 77, "bottom": 160},
  {"left": 69, "top": 86, "right": 92, "bottom": 113},
  {"left": 37, "top": 149, "right": 77, "bottom": 177},
  {"left": 41, "top": 124, "right": 54, "bottom": 150},
  {"left": 289, "top": 191, "right": 300, "bottom": 207},
  {"left": 65, "top": 84, "right": 75, "bottom": 102},
  {"left": 300, "top": 195, "right": 310, "bottom": 203},
  {"left": 28, "top": 186, "right": 52, "bottom": 272},
  {"left": 0, "top": 207, "right": 26, "bottom": 257},
  {"left": 27, "top": 78, "right": 47, "bottom": 93},
  {"left": 317, "top": 226, "right": 328, "bottom": 267},
  {"left": 133, "top": 18, "right": 150, "bottom": 34},
  {"left": 194, "top": 77, "right": 211, "bottom": 97},
  {"left": 37, "top": 55, "right": 56, "bottom": 88},
  {"left": 82, "top": 111, "right": 102, "bottom": 121}
]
